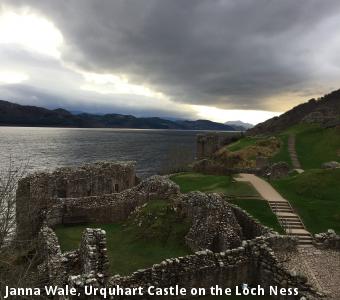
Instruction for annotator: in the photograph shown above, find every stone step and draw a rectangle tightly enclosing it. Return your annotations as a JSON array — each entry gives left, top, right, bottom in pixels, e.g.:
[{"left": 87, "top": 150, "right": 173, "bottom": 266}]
[
  {"left": 278, "top": 217, "right": 301, "bottom": 222},
  {"left": 283, "top": 225, "right": 305, "bottom": 230},
  {"left": 273, "top": 208, "right": 294, "bottom": 212},
  {"left": 280, "top": 219, "right": 302, "bottom": 224},
  {"left": 270, "top": 203, "right": 291, "bottom": 207},
  {"left": 283, "top": 225, "right": 305, "bottom": 229},
  {"left": 290, "top": 229, "right": 311, "bottom": 236},
  {"left": 299, "top": 241, "right": 314, "bottom": 246},
  {"left": 270, "top": 204, "right": 291, "bottom": 208},
  {"left": 283, "top": 222, "right": 304, "bottom": 228}
]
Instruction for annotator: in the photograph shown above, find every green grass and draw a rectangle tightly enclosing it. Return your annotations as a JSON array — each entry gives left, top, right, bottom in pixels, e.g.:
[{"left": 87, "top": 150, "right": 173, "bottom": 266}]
[
  {"left": 230, "top": 199, "right": 283, "bottom": 234},
  {"left": 282, "top": 124, "right": 340, "bottom": 169},
  {"left": 296, "top": 125, "right": 340, "bottom": 169},
  {"left": 227, "top": 137, "right": 259, "bottom": 152},
  {"left": 170, "top": 173, "right": 260, "bottom": 197},
  {"left": 171, "top": 173, "right": 283, "bottom": 233},
  {"left": 55, "top": 199, "right": 191, "bottom": 275},
  {"left": 271, "top": 134, "right": 292, "bottom": 166},
  {"left": 273, "top": 169, "right": 340, "bottom": 234}
]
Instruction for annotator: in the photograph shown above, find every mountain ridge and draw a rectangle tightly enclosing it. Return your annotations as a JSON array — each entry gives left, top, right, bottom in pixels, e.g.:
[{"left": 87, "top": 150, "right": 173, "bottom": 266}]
[
  {"left": 247, "top": 88, "right": 340, "bottom": 135},
  {"left": 0, "top": 99, "right": 235, "bottom": 131}
]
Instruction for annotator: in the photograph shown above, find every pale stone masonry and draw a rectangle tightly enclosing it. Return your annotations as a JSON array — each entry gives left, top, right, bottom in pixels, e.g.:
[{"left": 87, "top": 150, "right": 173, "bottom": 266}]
[
  {"left": 15, "top": 162, "right": 329, "bottom": 299},
  {"left": 16, "top": 161, "right": 137, "bottom": 241}
]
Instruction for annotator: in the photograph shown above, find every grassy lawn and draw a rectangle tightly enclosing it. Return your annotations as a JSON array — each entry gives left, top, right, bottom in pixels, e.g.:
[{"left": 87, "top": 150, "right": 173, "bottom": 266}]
[
  {"left": 55, "top": 199, "right": 191, "bottom": 275},
  {"left": 230, "top": 199, "right": 283, "bottom": 234},
  {"left": 170, "top": 173, "right": 260, "bottom": 197},
  {"left": 272, "top": 169, "right": 340, "bottom": 234}
]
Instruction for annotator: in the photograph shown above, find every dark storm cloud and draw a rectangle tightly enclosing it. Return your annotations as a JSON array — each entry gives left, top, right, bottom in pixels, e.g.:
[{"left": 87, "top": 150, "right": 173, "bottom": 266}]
[
  {"left": 3, "top": 0, "right": 340, "bottom": 111},
  {"left": 0, "top": 84, "right": 193, "bottom": 119}
]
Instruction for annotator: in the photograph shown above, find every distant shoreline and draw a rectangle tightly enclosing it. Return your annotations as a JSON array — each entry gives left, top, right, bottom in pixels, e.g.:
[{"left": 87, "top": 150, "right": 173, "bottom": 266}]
[{"left": 0, "top": 125, "right": 241, "bottom": 132}]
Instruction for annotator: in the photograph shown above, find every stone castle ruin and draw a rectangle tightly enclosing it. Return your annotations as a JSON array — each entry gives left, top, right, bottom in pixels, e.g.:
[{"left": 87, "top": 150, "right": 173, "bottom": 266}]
[
  {"left": 196, "top": 132, "right": 242, "bottom": 160},
  {"left": 15, "top": 162, "right": 323, "bottom": 299},
  {"left": 16, "top": 162, "right": 137, "bottom": 241}
]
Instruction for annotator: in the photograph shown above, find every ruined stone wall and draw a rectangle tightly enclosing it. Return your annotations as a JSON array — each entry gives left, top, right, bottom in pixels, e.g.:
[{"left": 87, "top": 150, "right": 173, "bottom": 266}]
[
  {"left": 37, "top": 225, "right": 68, "bottom": 287},
  {"left": 192, "top": 158, "right": 261, "bottom": 176},
  {"left": 79, "top": 228, "right": 109, "bottom": 277},
  {"left": 64, "top": 237, "right": 320, "bottom": 300},
  {"left": 46, "top": 175, "right": 180, "bottom": 227},
  {"left": 196, "top": 133, "right": 242, "bottom": 160},
  {"left": 314, "top": 230, "right": 340, "bottom": 250},
  {"left": 16, "top": 162, "right": 137, "bottom": 241},
  {"left": 230, "top": 203, "right": 274, "bottom": 238},
  {"left": 175, "top": 192, "right": 243, "bottom": 252},
  {"left": 36, "top": 200, "right": 319, "bottom": 300}
]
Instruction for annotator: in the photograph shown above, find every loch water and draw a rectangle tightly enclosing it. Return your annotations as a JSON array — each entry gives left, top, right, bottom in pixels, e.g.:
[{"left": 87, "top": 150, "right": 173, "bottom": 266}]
[{"left": 0, "top": 127, "right": 222, "bottom": 177}]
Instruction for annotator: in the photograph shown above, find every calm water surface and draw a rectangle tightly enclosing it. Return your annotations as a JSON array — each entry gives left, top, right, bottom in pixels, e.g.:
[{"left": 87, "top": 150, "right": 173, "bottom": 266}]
[{"left": 0, "top": 127, "right": 214, "bottom": 177}]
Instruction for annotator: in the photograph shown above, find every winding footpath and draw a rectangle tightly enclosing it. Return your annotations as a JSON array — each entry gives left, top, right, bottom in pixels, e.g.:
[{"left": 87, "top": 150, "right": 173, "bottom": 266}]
[
  {"left": 235, "top": 174, "right": 340, "bottom": 299},
  {"left": 288, "top": 134, "right": 304, "bottom": 173},
  {"left": 235, "top": 173, "right": 313, "bottom": 246}
]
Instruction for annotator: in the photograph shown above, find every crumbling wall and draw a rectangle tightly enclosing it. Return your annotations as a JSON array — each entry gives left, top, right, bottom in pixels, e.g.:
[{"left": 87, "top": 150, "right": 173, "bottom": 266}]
[
  {"left": 62, "top": 237, "right": 321, "bottom": 300},
  {"left": 46, "top": 175, "right": 180, "bottom": 226},
  {"left": 314, "top": 230, "right": 340, "bottom": 250},
  {"left": 176, "top": 192, "right": 243, "bottom": 252},
  {"left": 192, "top": 158, "right": 261, "bottom": 175},
  {"left": 16, "top": 161, "right": 137, "bottom": 240},
  {"left": 196, "top": 133, "right": 242, "bottom": 160},
  {"left": 37, "top": 225, "right": 68, "bottom": 287},
  {"left": 230, "top": 203, "right": 274, "bottom": 238},
  {"left": 37, "top": 226, "right": 109, "bottom": 290},
  {"left": 79, "top": 228, "right": 109, "bottom": 277}
]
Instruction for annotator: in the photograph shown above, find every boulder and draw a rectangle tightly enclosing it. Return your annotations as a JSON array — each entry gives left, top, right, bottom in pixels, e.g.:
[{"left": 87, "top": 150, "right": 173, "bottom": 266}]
[
  {"left": 321, "top": 161, "right": 340, "bottom": 169},
  {"left": 267, "top": 162, "right": 290, "bottom": 180}
]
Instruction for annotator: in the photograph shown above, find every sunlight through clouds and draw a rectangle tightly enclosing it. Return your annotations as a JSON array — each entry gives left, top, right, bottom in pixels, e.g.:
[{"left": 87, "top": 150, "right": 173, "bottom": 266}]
[
  {"left": 0, "top": 71, "right": 28, "bottom": 84},
  {"left": 0, "top": 9, "right": 63, "bottom": 58},
  {"left": 193, "top": 105, "right": 282, "bottom": 125},
  {"left": 80, "top": 72, "right": 168, "bottom": 99}
]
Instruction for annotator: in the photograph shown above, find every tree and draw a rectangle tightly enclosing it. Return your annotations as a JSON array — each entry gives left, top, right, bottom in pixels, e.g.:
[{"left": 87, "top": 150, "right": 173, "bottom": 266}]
[{"left": 0, "top": 158, "right": 28, "bottom": 248}]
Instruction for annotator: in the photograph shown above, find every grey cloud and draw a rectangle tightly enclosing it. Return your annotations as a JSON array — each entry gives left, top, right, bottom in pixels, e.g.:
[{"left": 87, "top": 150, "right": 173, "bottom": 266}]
[
  {"left": 0, "top": 84, "right": 194, "bottom": 119},
  {"left": 3, "top": 0, "right": 340, "bottom": 111}
]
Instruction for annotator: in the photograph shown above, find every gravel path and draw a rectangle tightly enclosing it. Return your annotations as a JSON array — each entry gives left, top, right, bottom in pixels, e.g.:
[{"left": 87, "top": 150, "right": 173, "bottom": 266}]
[
  {"left": 236, "top": 173, "right": 286, "bottom": 202},
  {"left": 288, "top": 134, "right": 304, "bottom": 173},
  {"left": 276, "top": 247, "right": 340, "bottom": 299},
  {"left": 236, "top": 174, "right": 313, "bottom": 245}
]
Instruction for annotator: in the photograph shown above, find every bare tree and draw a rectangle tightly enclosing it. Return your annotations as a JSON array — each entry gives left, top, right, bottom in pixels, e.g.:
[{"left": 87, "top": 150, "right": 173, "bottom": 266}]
[
  {"left": 0, "top": 159, "right": 49, "bottom": 299},
  {"left": 0, "top": 157, "right": 28, "bottom": 248}
]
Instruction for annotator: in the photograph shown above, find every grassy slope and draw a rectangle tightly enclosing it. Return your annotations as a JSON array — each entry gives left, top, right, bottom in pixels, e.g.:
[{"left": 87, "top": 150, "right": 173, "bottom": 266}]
[
  {"left": 170, "top": 172, "right": 260, "bottom": 197},
  {"left": 295, "top": 125, "right": 340, "bottom": 169},
  {"left": 55, "top": 199, "right": 191, "bottom": 275},
  {"left": 230, "top": 199, "right": 284, "bottom": 234},
  {"left": 227, "top": 137, "right": 260, "bottom": 152},
  {"left": 282, "top": 123, "right": 340, "bottom": 169},
  {"left": 271, "top": 134, "right": 292, "bottom": 166},
  {"left": 273, "top": 169, "right": 340, "bottom": 234},
  {"left": 171, "top": 173, "right": 283, "bottom": 233}
]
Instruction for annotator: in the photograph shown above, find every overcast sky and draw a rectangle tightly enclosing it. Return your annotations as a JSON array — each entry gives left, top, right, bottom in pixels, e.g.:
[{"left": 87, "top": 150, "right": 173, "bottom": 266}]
[{"left": 1, "top": 0, "right": 340, "bottom": 124}]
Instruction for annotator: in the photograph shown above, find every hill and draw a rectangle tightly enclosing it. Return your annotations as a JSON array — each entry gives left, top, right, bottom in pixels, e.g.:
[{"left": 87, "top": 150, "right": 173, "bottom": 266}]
[
  {"left": 0, "top": 100, "right": 235, "bottom": 130},
  {"left": 247, "top": 89, "right": 340, "bottom": 135},
  {"left": 225, "top": 120, "right": 254, "bottom": 131}
]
